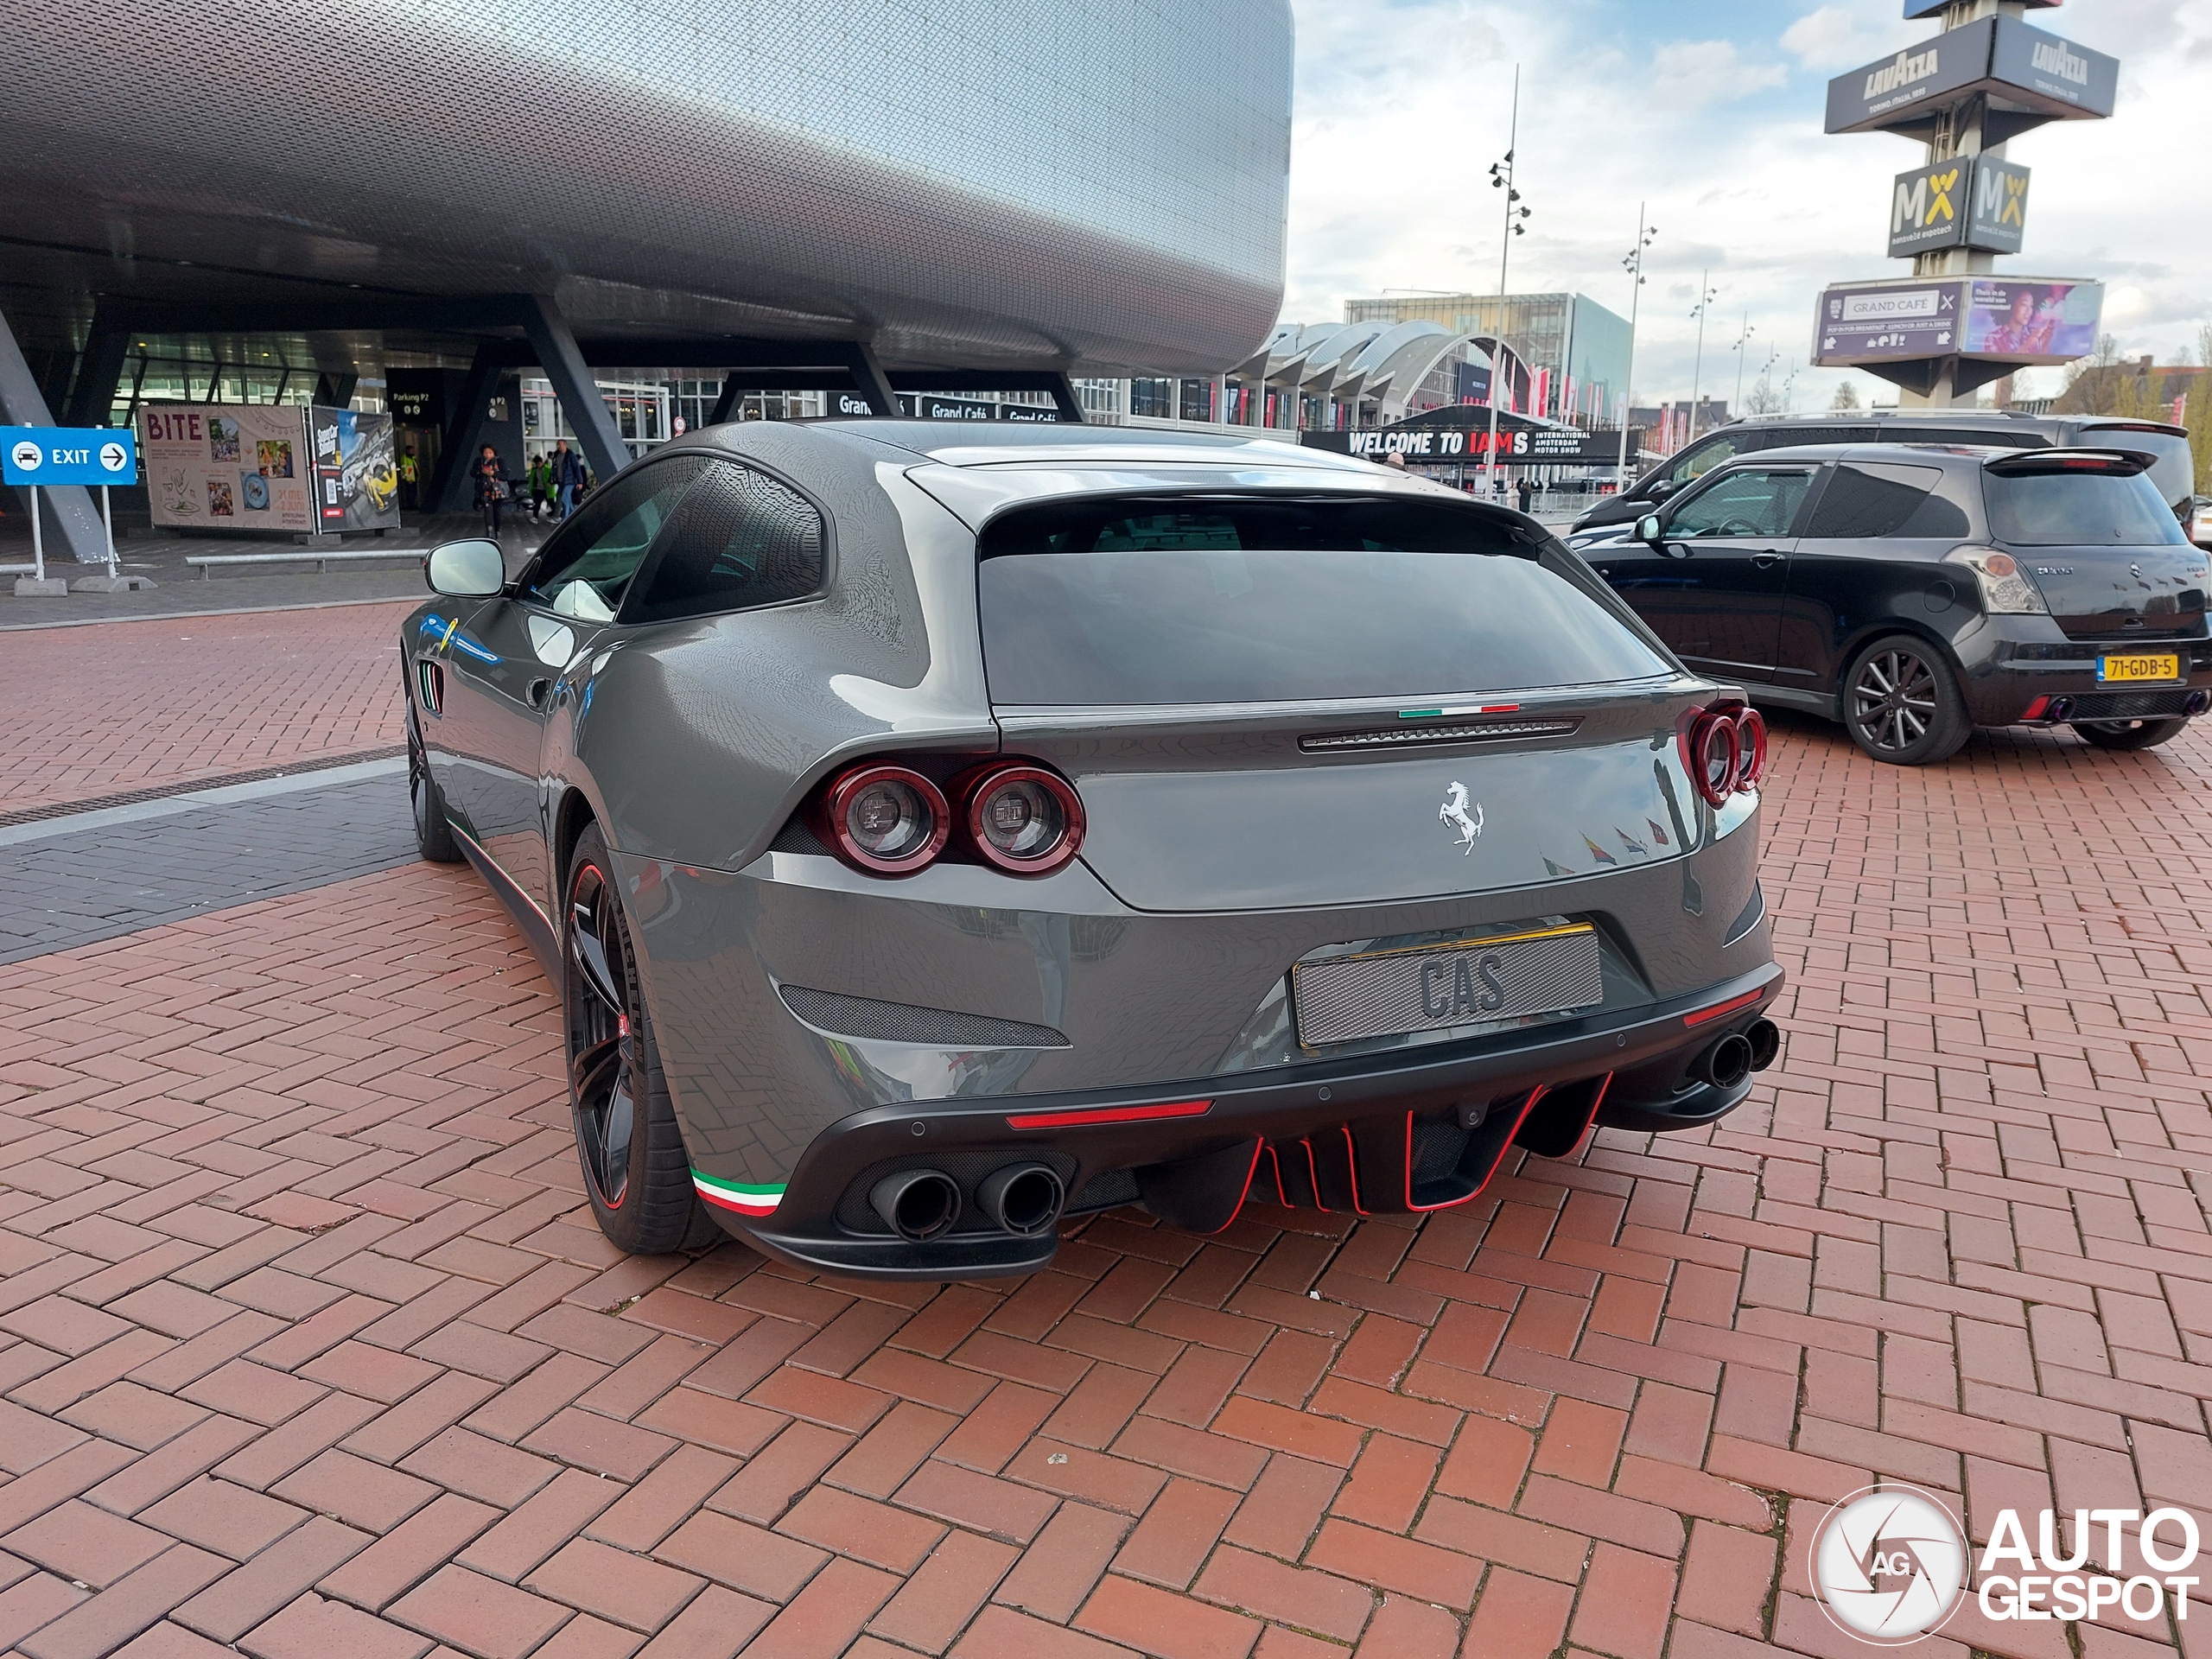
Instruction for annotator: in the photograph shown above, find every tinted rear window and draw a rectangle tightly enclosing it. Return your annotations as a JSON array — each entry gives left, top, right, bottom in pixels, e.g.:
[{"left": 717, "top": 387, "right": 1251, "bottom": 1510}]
[
  {"left": 1985, "top": 468, "right": 2189, "bottom": 547},
  {"left": 1804, "top": 462, "right": 1972, "bottom": 538},
  {"left": 976, "top": 497, "right": 1669, "bottom": 705}
]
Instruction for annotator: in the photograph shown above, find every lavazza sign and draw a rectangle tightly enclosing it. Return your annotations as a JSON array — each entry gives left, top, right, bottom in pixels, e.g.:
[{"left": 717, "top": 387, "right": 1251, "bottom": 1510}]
[{"left": 1864, "top": 44, "right": 1942, "bottom": 99}]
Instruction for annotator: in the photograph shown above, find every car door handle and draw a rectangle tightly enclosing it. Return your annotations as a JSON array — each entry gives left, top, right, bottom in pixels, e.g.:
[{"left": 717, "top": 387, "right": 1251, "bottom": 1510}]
[
  {"left": 526, "top": 678, "right": 553, "bottom": 709},
  {"left": 1750, "top": 552, "right": 1784, "bottom": 569}
]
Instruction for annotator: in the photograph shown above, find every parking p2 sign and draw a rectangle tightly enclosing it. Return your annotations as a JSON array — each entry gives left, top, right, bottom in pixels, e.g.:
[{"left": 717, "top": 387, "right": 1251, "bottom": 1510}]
[{"left": 0, "top": 426, "right": 139, "bottom": 486}]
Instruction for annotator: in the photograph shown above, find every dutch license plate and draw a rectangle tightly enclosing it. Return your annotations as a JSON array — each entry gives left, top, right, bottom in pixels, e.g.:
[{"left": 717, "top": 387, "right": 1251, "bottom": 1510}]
[
  {"left": 1291, "top": 923, "right": 1603, "bottom": 1048},
  {"left": 2097, "top": 653, "right": 2180, "bottom": 683}
]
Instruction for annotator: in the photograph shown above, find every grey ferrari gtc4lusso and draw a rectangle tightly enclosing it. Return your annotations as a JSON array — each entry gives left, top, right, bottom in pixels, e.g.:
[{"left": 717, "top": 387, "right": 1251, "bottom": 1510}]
[{"left": 404, "top": 422, "right": 1782, "bottom": 1278}]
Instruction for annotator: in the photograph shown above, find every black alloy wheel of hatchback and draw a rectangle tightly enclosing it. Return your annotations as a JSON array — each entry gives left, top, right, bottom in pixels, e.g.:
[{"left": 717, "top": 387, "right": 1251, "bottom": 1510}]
[
  {"left": 1849, "top": 646, "right": 1938, "bottom": 754},
  {"left": 567, "top": 857, "right": 641, "bottom": 1211},
  {"left": 1843, "top": 636, "right": 1967, "bottom": 765}
]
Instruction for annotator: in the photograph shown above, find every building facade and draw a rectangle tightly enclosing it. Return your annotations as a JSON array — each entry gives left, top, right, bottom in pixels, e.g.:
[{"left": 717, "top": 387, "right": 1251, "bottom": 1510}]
[{"left": 1342, "top": 294, "right": 1632, "bottom": 428}]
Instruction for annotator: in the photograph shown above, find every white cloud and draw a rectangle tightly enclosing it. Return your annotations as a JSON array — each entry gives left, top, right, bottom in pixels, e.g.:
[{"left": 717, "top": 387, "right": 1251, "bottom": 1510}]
[
  {"left": 1279, "top": 0, "right": 2212, "bottom": 411},
  {"left": 1779, "top": 3, "right": 1899, "bottom": 73},
  {"left": 1647, "top": 39, "right": 1789, "bottom": 107}
]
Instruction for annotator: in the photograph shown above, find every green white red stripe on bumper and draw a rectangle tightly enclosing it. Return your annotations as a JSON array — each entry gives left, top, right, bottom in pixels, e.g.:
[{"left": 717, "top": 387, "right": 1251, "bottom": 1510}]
[{"left": 691, "top": 1171, "right": 785, "bottom": 1216}]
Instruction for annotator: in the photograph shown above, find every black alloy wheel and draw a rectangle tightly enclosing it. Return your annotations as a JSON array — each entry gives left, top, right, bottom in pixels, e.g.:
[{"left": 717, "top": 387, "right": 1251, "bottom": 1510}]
[
  {"left": 1842, "top": 634, "right": 1969, "bottom": 766},
  {"left": 2072, "top": 716, "right": 2189, "bottom": 752},
  {"left": 408, "top": 706, "right": 462, "bottom": 863},
  {"left": 563, "top": 823, "right": 715, "bottom": 1253}
]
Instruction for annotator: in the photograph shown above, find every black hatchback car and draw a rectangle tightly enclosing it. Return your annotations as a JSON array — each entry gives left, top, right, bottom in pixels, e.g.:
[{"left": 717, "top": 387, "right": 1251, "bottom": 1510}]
[
  {"left": 1575, "top": 442, "right": 2212, "bottom": 764},
  {"left": 1571, "top": 410, "right": 2199, "bottom": 536}
]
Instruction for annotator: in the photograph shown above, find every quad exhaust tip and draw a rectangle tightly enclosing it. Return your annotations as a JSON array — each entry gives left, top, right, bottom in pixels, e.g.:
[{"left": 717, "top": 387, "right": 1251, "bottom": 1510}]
[
  {"left": 978, "top": 1163, "right": 1065, "bottom": 1238},
  {"left": 1692, "top": 1032, "right": 1756, "bottom": 1091},
  {"left": 871, "top": 1169, "right": 962, "bottom": 1243}
]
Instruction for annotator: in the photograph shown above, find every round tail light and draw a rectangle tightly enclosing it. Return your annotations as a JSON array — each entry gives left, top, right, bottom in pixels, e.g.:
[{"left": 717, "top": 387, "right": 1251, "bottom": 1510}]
[
  {"left": 958, "top": 764, "right": 1085, "bottom": 876},
  {"left": 1689, "top": 712, "right": 1739, "bottom": 809},
  {"left": 817, "top": 764, "right": 950, "bottom": 876},
  {"left": 1732, "top": 708, "right": 1768, "bottom": 791}
]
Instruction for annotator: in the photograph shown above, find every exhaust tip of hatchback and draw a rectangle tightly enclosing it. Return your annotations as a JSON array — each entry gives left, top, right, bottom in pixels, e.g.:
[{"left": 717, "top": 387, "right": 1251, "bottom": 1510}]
[
  {"left": 871, "top": 1169, "right": 962, "bottom": 1243},
  {"left": 2187, "top": 690, "right": 2210, "bottom": 716},
  {"left": 1692, "top": 1032, "right": 1756, "bottom": 1091},
  {"left": 2047, "top": 696, "right": 2076, "bottom": 724},
  {"left": 978, "top": 1163, "right": 1065, "bottom": 1238},
  {"left": 1745, "top": 1019, "right": 1781, "bottom": 1071}
]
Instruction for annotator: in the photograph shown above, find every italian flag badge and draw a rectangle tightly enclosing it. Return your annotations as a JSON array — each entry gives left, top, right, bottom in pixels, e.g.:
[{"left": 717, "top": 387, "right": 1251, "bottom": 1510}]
[{"left": 691, "top": 1170, "right": 785, "bottom": 1217}]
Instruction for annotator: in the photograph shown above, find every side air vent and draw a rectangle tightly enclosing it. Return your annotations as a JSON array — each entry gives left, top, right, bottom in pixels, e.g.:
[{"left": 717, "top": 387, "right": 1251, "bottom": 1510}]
[
  {"left": 777, "top": 984, "right": 1071, "bottom": 1048},
  {"left": 1300, "top": 718, "right": 1580, "bottom": 753}
]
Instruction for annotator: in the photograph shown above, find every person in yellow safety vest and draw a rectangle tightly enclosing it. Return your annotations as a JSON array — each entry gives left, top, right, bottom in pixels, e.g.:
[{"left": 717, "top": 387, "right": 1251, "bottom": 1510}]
[{"left": 398, "top": 448, "right": 419, "bottom": 512}]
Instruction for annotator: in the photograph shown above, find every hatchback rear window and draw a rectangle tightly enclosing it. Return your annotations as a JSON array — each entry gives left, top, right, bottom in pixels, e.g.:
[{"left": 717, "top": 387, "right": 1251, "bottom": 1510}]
[
  {"left": 1984, "top": 467, "right": 2188, "bottom": 547},
  {"left": 976, "top": 496, "right": 1669, "bottom": 705}
]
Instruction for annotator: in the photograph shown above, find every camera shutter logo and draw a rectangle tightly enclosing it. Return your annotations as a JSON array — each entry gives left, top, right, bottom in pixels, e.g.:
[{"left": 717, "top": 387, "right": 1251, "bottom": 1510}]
[{"left": 1809, "top": 1485, "right": 1967, "bottom": 1643}]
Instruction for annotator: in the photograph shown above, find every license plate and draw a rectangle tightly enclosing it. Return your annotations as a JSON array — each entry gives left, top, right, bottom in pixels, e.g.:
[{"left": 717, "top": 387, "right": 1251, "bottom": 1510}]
[
  {"left": 2097, "top": 652, "right": 2180, "bottom": 683},
  {"left": 1291, "top": 924, "right": 1603, "bottom": 1048}
]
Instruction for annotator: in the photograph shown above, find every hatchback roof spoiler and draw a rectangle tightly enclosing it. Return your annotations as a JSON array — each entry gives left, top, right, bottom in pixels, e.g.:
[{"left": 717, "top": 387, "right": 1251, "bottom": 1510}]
[{"left": 1984, "top": 447, "right": 2155, "bottom": 477}]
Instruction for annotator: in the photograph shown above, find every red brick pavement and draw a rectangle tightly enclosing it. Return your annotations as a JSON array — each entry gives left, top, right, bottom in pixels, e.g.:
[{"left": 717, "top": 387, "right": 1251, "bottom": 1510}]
[
  {"left": 2, "top": 715, "right": 2209, "bottom": 1659},
  {"left": 0, "top": 604, "right": 412, "bottom": 812}
]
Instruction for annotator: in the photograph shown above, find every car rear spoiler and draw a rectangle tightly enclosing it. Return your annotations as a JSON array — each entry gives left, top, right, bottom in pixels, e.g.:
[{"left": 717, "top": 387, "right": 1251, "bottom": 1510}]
[{"left": 1984, "top": 447, "right": 2157, "bottom": 477}]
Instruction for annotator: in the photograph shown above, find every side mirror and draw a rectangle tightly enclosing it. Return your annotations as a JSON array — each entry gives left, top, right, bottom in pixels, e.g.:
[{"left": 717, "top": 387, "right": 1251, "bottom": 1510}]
[
  {"left": 1647, "top": 479, "right": 1676, "bottom": 499},
  {"left": 1636, "top": 515, "right": 1663, "bottom": 543},
  {"left": 425, "top": 539, "right": 505, "bottom": 597}
]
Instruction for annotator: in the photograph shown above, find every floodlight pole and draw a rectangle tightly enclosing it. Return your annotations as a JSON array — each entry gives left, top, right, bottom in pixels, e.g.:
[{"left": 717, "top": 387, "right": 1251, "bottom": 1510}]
[
  {"left": 1482, "top": 65, "right": 1521, "bottom": 497},
  {"left": 1616, "top": 205, "right": 1652, "bottom": 488},
  {"left": 1687, "top": 273, "right": 1715, "bottom": 444}
]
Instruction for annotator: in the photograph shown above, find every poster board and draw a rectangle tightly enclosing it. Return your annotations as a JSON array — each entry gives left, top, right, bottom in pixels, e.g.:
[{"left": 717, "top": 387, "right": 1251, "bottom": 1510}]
[
  {"left": 138, "top": 405, "right": 315, "bottom": 533},
  {"left": 309, "top": 407, "right": 401, "bottom": 531}
]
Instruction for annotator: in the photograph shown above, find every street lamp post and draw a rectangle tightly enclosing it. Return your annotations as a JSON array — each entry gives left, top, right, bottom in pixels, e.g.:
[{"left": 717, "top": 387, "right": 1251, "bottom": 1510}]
[
  {"left": 1730, "top": 313, "right": 1754, "bottom": 421},
  {"left": 1615, "top": 207, "right": 1656, "bottom": 489},
  {"left": 1687, "top": 274, "right": 1716, "bottom": 444},
  {"left": 1482, "top": 65, "right": 1529, "bottom": 497}
]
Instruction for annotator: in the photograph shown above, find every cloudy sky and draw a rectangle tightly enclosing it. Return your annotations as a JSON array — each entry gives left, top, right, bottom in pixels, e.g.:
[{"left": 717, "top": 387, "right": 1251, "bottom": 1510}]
[{"left": 1280, "top": 0, "right": 2212, "bottom": 408}]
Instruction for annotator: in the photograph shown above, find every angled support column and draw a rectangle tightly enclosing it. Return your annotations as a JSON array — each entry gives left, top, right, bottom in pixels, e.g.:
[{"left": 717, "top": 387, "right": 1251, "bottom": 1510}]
[
  {"left": 0, "top": 302, "right": 111, "bottom": 563},
  {"left": 429, "top": 344, "right": 503, "bottom": 514},
  {"left": 707, "top": 376, "right": 741, "bottom": 426},
  {"left": 839, "top": 341, "right": 900, "bottom": 416},
  {"left": 315, "top": 372, "right": 359, "bottom": 408},
  {"left": 1046, "top": 373, "right": 1084, "bottom": 424},
  {"left": 61, "top": 315, "right": 131, "bottom": 429},
  {"left": 520, "top": 295, "right": 628, "bottom": 485}
]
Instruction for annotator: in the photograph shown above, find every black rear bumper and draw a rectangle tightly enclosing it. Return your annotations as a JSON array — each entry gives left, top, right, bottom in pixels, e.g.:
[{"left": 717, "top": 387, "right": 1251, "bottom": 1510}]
[{"left": 715, "top": 963, "right": 1783, "bottom": 1279}]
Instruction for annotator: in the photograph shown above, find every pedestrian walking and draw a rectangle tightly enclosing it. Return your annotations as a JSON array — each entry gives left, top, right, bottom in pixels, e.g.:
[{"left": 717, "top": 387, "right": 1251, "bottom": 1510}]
[
  {"left": 1516, "top": 475, "right": 1535, "bottom": 515},
  {"left": 552, "top": 441, "right": 584, "bottom": 520},
  {"left": 474, "top": 444, "right": 510, "bottom": 537},
  {"left": 527, "top": 452, "right": 551, "bottom": 520}
]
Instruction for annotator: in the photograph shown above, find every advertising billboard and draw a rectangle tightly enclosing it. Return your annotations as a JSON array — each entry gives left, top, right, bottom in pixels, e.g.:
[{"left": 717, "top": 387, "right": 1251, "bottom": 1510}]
[
  {"left": 1961, "top": 279, "right": 2102, "bottom": 361},
  {"left": 309, "top": 407, "right": 401, "bottom": 531},
  {"left": 1815, "top": 278, "right": 2102, "bottom": 366},
  {"left": 1989, "top": 16, "right": 2118, "bottom": 119},
  {"left": 1815, "top": 283, "right": 1963, "bottom": 362},
  {"left": 139, "top": 405, "right": 316, "bottom": 533},
  {"left": 1886, "top": 156, "right": 2031, "bottom": 258},
  {"left": 1827, "top": 16, "right": 2116, "bottom": 134},
  {"left": 1827, "top": 19, "right": 1994, "bottom": 133}
]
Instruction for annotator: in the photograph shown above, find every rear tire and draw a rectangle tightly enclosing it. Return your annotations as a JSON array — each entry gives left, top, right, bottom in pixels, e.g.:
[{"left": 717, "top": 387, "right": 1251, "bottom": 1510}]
[
  {"left": 409, "top": 708, "right": 463, "bottom": 863},
  {"left": 2072, "top": 716, "right": 2188, "bottom": 751},
  {"left": 564, "top": 823, "right": 717, "bottom": 1255},
  {"left": 1841, "top": 634, "right": 1970, "bottom": 766}
]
